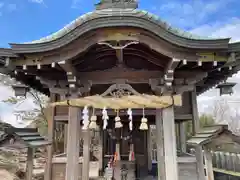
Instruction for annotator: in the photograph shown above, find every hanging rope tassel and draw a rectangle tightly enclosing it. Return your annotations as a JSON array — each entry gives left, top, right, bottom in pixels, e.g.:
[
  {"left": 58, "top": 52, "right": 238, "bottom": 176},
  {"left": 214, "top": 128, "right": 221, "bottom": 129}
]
[
  {"left": 102, "top": 107, "right": 109, "bottom": 130},
  {"left": 82, "top": 106, "right": 89, "bottom": 130},
  {"left": 139, "top": 107, "right": 148, "bottom": 130},
  {"left": 127, "top": 108, "right": 133, "bottom": 131},
  {"left": 89, "top": 108, "right": 97, "bottom": 130},
  {"left": 115, "top": 110, "right": 123, "bottom": 129}
]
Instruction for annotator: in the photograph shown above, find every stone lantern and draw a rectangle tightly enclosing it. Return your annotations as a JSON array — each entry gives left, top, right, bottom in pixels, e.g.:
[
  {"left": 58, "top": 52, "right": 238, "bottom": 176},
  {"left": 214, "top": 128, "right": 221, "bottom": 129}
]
[
  {"left": 12, "top": 84, "right": 30, "bottom": 97},
  {"left": 216, "top": 82, "right": 236, "bottom": 96}
]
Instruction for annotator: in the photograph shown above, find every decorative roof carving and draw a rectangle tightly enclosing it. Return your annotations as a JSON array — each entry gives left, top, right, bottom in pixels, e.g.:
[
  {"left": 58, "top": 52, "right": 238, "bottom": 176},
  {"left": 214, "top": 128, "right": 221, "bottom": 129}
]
[
  {"left": 95, "top": 0, "right": 138, "bottom": 10},
  {"left": 101, "top": 83, "right": 141, "bottom": 97}
]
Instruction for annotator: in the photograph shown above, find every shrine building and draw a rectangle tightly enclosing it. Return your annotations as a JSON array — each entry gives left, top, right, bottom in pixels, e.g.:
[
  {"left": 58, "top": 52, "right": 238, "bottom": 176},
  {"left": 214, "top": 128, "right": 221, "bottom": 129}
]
[{"left": 1, "top": 0, "right": 240, "bottom": 180}]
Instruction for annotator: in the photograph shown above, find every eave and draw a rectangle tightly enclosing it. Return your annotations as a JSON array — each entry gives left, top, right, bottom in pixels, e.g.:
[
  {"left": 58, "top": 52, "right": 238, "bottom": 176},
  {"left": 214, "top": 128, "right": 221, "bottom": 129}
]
[
  {"left": 8, "top": 9, "right": 231, "bottom": 53},
  {"left": 187, "top": 125, "right": 240, "bottom": 149},
  {"left": 0, "top": 48, "right": 18, "bottom": 57},
  {"left": 228, "top": 42, "right": 240, "bottom": 52}
]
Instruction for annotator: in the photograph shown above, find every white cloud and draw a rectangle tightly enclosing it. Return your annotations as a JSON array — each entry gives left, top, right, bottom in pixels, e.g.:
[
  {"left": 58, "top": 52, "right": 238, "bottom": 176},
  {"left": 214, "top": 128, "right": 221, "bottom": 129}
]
[
  {"left": 0, "top": 2, "right": 4, "bottom": 8},
  {"left": 155, "top": 0, "right": 232, "bottom": 29},
  {"left": 0, "top": 2, "right": 4, "bottom": 17},
  {"left": 0, "top": 2, "right": 17, "bottom": 16},
  {"left": 28, "top": 0, "right": 47, "bottom": 7},
  {"left": 71, "top": 0, "right": 83, "bottom": 9},
  {"left": 7, "top": 4, "right": 17, "bottom": 12},
  {"left": 29, "top": 0, "right": 44, "bottom": 4},
  {"left": 190, "top": 18, "right": 240, "bottom": 42}
]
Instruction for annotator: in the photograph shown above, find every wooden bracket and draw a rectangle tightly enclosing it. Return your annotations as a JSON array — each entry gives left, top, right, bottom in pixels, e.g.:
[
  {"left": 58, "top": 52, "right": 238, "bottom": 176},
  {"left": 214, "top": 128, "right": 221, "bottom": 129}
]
[
  {"left": 164, "top": 58, "right": 180, "bottom": 87},
  {"left": 58, "top": 60, "right": 78, "bottom": 90}
]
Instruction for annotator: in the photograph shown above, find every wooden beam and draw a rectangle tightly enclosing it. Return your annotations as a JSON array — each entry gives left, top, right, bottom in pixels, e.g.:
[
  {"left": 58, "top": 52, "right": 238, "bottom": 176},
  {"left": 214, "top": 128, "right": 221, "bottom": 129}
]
[
  {"left": 26, "top": 147, "right": 34, "bottom": 180},
  {"left": 49, "top": 81, "right": 195, "bottom": 95},
  {"left": 23, "top": 66, "right": 207, "bottom": 87},
  {"left": 78, "top": 67, "right": 162, "bottom": 82},
  {"left": 191, "top": 88, "right": 205, "bottom": 180},
  {"left": 191, "top": 88, "right": 200, "bottom": 134},
  {"left": 44, "top": 93, "right": 56, "bottom": 180},
  {"left": 77, "top": 67, "right": 205, "bottom": 82},
  {"left": 65, "top": 96, "right": 81, "bottom": 180}
]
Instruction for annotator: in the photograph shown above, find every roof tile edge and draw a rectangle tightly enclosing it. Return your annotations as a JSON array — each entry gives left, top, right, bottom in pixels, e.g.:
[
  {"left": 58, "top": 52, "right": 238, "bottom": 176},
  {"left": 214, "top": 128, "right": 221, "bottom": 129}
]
[{"left": 22, "top": 9, "right": 225, "bottom": 45}]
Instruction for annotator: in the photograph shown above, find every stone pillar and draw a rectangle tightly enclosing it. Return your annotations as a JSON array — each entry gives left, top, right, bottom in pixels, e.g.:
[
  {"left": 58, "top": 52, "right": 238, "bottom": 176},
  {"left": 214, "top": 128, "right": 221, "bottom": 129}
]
[
  {"left": 179, "top": 122, "right": 187, "bottom": 153},
  {"left": 191, "top": 89, "right": 205, "bottom": 180},
  {"left": 162, "top": 106, "right": 179, "bottom": 180},
  {"left": 147, "top": 127, "right": 152, "bottom": 171},
  {"left": 65, "top": 106, "right": 81, "bottom": 180},
  {"left": 155, "top": 109, "right": 165, "bottom": 180},
  {"left": 82, "top": 130, "right": 91, "bottom": 180},
  {"left": 26, "top": 147, "right": 34, "bottom": 180}
]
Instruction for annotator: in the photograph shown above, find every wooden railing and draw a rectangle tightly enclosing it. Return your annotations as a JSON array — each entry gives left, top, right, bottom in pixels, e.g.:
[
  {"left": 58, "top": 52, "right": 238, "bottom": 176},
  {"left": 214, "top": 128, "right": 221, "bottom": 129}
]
[
  {"left": 211, "top": 151, "right": 240, "bottom": 175},
  {"left": 152, "top": 148, "right": 240, "bottom": 176}
]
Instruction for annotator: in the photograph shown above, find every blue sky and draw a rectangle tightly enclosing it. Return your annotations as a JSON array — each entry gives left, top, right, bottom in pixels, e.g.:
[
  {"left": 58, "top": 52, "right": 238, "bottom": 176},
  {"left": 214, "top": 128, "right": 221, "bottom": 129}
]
[
  {"left": 0, "top": 0, "right": 240, "bottom": 47},
  {"left": 1, "top": 0, "right": 240, "bottom": 126}
]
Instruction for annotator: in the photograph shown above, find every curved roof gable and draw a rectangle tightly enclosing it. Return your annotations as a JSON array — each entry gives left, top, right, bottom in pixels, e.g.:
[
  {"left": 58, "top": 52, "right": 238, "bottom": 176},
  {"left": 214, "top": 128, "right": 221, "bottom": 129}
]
[{"left": 25, "top": 9, "right": 224, "bottom": 45}]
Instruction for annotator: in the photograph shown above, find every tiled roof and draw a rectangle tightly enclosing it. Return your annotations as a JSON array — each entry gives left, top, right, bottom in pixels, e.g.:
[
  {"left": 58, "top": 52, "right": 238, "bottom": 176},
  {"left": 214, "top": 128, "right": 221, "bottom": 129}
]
[
  {"left": 3, "top": 128, "right": 51, "bottom": 148},
  {"left": 25, "top": 8, "right": 218, "bottom": 44},
  {"left": 187, "top": 125, "right": 239, "bottom": 146}
]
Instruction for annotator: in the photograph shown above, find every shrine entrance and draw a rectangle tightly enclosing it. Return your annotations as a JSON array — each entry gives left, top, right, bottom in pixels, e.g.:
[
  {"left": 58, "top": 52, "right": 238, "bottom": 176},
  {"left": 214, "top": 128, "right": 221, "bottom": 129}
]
[
  {"left": 103, "top": 116, "right": 149, "bottom": 179},
  {"left": 51, "top": 84, "right": 182, "bottom": 180}
]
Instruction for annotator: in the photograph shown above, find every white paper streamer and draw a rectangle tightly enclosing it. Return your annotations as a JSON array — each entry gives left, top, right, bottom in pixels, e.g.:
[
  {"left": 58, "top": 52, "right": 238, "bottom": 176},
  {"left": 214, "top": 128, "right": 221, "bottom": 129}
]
[
  {"left": 127, "top": 108, "right": 133, "bottom": 131},
  {"left": 102, "top": 107, "right": 109, "bottom": 130},
  {"left": 82, "top": 106, "right": 89, "bottom": 130}
]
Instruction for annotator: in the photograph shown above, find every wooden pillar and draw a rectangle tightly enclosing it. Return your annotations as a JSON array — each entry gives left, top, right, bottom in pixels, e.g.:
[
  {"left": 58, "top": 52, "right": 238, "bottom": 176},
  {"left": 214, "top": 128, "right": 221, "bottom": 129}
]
[
  {"left": 191, "top": 89, "right": 200, "bottom": 134},
  {"left": 64, "top": 124, "right": 68, "bottom": 153},
  {"left": 82, "top": 130, "right": 91, "bottom": 180},
  {"left": 115, "top": 143, "right": 121, "bottom": 160},
  {"left": 155, "top": 109, "right": 165, "bottom": 180},
  {"left": 65, "top": 105, "right": 81, "bottom": 180},
  {"left": 26, "top": 147, "right": 34, "bottom": 180},
  {"left": 191, "top": 89, "right": 205, "bottom": 180},
  {"left": 176, "top": 123, "right": 180, "bottom": 151},
  {"left": 45, "top": 93, "right": 56, "bottom": 180},
  {"left": 162, "top": 106, "right": 179, "bottom": 180},
  {"left": 147, "top": 127, "right": 152, "bottom": 171},
  {"left": 98, "top": 127, "right": 103, "bottom": 175},
  {"left": 179, "top": 122, "right": 187, "bottom": 153},
  {"left": 203, "top": 147, "right": 214, "bottom": 180}
]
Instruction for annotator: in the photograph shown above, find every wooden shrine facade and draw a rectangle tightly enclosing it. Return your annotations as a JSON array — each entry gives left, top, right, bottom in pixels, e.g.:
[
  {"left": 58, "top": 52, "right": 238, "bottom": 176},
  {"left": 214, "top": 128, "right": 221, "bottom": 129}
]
[{"left": 1, "top": 0, "right": 240, "bottom": 180}]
